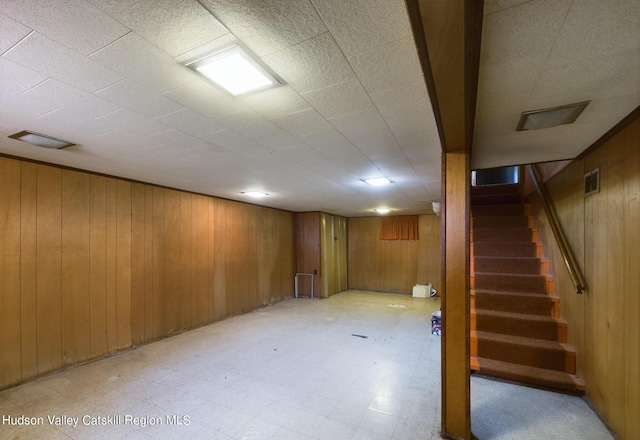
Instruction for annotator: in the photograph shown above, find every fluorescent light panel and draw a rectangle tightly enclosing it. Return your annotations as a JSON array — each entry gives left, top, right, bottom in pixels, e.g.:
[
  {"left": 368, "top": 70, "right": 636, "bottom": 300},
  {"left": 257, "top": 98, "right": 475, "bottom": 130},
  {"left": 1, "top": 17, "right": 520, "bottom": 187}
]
[
  {"left": 9, "top": 130, "right": 74, "bottom": 149},
  {"left": 364, "top": 177, "right": 392, "bottom": 186},
  {"left": 187, "top": 45, "right": 279, "bottom": 96},
  {"left": 516, "top": 101, "right": 590, "bottom": 131},
  {"left": 243, "top": 191, "right": 269, "bottom": 198},
  {"left": 375, "top": 208, "right": 390, "bottom": 214}
]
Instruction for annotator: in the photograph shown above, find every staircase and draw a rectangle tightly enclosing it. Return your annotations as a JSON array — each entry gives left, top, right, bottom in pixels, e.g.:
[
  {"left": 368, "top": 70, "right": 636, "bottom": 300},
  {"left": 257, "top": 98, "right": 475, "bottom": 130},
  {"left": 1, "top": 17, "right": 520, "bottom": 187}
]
[{"left": 470, "top": 184, "right": 585, "bottom": 393}]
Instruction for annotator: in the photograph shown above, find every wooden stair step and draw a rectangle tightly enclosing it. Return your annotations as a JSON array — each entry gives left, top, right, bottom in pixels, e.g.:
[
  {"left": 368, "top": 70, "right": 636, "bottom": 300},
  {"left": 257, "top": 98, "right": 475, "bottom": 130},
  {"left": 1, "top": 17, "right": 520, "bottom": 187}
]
[
  {"left": 471, "top": 203, "right": 526, "bottom": 216},
  {"left": 472, "top": 256, "right": 541, "bottom": 275},
  {"left": 471, "top": 227, "right": 535, "bottom": 243},
  {"left": 471, "top": 330, "right": 577, "bottom": 373},
  {"left": 472, "top": 242, "right": 538, "bottom": 258},
  {"left": 472, "top": 309, "right": 567, "bottom": 341},
  {"left": 471, "top": 356, "right": 585, "bottom": 393},
  {"left": 472, "top": 289, "right": 559, "bottom": 316},
  {"left": 472, "top": 272, "right": 547, "bottom": 293},
  {"left": 472, "top": 215, "right": 530, "bottom": 228}
]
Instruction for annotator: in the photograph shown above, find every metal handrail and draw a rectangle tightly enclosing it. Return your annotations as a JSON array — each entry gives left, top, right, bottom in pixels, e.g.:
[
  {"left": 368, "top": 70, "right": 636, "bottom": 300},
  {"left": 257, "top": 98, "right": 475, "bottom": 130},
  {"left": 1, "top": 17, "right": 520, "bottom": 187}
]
[{"left": 527, "top": 164, "right": 586, "bottom": 293}]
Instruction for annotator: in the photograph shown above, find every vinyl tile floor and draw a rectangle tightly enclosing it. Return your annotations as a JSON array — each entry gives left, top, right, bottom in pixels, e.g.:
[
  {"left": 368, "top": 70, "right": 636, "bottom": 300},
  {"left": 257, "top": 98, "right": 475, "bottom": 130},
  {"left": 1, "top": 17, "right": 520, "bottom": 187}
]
[{"left": 0, "top": 290, "right": 613, "bottom": 440}]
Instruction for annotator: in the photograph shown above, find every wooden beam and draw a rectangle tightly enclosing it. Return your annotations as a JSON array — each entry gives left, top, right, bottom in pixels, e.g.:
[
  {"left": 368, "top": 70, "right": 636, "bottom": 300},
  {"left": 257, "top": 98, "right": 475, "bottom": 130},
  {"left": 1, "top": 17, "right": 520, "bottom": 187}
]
[{"left": 406, "top": 1, "right": 484, "bottom": 438}]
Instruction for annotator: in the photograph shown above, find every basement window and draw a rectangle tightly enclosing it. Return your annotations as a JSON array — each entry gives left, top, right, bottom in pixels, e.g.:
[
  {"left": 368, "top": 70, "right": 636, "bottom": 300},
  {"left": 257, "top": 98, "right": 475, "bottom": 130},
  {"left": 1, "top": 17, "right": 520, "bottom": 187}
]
[{"left": 471, "top": 166, "right": 519, "bottom": 186}]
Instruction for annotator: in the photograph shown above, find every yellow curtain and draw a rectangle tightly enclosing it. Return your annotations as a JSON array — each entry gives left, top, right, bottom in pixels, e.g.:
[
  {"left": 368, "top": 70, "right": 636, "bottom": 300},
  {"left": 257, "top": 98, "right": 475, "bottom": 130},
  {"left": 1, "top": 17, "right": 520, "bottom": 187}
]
[{"left": 380, "top": 215, "right": 419, "bottom": 240}]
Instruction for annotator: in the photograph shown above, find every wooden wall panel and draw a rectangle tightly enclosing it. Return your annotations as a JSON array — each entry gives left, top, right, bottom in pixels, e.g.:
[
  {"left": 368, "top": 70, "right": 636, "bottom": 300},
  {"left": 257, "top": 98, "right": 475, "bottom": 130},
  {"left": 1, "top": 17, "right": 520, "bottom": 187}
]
[
  {"left": 180, "top": 192, "right": 193, "bottom": 331},
  {"left": 20, "top": 162, "right": 38, "bottom": 381},
  {"left": 0, "top": 155, "right": 296, "bottom": 390},
  {"left": 295, "top": 212, "right": 321, "bottom": 297},
  {"left": 61, "top": 170, "right": 91, "bottom": 365},
  {"left": 0, "top": 158, "right": 22, "bottom": 388},
  {"left": 195, "top": 195, "right": 210, "bottom": 326},
  {"left": 533, "top": 117, "right": 640, "bottom": 438},
  {"left": 105, "top": 179, "right": 118, "bottom": 352},
  {"left": 212, "top": 198, "right": 227, "bottom": 321},
  {"left": 36, "top": 165, "right": 62, "bottom": 374},
  {"left": 143, "top": 185, "right": 154, "bottom": 342},
  {"left": 348, "top": 215, "right": 441, "bottom": 294},
  {"left": 130, "top": 183, "right": 146, "bottom": 345},
  {"left": 89, "top": 176, "right": 108, "bottom": 357},
  {"left": 164, "top": 189, "right": 182, "bottom": 336},
  {"left": 622, "top": 126, "right": 640, "bottom": 440},
  {"left": 115, "top": 180, "right": 131, "bottom": 350}
]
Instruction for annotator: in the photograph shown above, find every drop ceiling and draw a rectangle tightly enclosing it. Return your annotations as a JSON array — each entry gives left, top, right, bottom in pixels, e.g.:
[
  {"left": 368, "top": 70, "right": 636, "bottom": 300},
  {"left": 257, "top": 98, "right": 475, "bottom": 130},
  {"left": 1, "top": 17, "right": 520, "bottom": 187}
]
[{"left": 0, "top": 1, "right": 638, "bottom": 217}]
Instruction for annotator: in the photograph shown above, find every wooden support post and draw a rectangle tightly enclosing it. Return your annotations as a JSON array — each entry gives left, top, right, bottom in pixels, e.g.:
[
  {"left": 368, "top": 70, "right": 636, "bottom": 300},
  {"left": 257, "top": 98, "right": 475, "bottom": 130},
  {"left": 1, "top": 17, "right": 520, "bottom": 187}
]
[{"left": 441, "top": 151, "right": 471, "bottom": 439}]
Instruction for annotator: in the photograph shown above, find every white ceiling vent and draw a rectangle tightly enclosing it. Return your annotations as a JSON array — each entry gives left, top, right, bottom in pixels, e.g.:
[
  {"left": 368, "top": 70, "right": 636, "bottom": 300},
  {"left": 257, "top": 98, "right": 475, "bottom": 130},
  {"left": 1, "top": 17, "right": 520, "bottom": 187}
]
[
  {"left": 9, "top": 131, "right": 75, "bottom": 149},
  {"left": 516, "top": 101, "right": 590, "bottom": 131}
]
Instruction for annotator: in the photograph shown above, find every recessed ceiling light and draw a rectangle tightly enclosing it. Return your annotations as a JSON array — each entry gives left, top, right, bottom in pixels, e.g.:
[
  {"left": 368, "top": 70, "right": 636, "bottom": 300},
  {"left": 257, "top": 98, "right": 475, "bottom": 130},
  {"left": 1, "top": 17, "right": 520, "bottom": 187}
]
[
  {"left": 364, "top": 177, "right": 393, "bottom": 186},
  {"left": 243, "top": 191, "right": 269, "bottom": 198},
  {"left": 186, "top": 45, "right": 280, "bottom": 97},
  {"left": 516, "top": 101, "right": 590, "bottom": 131},
  {"left": 375, "top": 208, "right": 390, "bottom": 214},
  {"left": 9, "top": 130, "right": 75, "bottom": 149}
]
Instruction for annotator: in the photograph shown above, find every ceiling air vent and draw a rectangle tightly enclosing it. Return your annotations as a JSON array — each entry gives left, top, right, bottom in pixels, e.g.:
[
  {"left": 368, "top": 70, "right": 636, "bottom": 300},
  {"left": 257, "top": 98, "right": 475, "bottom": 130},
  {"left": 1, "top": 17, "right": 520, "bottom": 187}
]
[
  {"left": 516, "top": 101, "right": 590, "bottom": 131},
  {"left": 9, "top": 130, "right": 75, "bottom": 149}
]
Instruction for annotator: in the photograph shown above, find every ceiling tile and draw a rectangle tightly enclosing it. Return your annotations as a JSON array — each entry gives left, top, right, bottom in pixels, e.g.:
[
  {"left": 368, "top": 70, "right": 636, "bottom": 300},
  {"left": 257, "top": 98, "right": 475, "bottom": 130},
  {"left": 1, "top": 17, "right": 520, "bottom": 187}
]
[
  {"left": 162, "top": 79, "right": 248, "bottom": 120},
  {"left": 199, "top": 0, "right": 327, "bottom": 57},
  {"left": 94, "top": 78, "right": 184, "bottom": 118},
  {"left": 481, "top": 0, "right": 572, "bottom": 64},
  {"left": 90, "top": 0, "right": 229, "bottom": 57},
  {"left": 301, "top": 79, "right": 374, "bottom": 119},
  {"left": 0, "top": 13, "right": 32, "bottom": 54},
  {"left": 385, "top": 110, "right": 437, "bottom": 140},
  {"left": 216, "top": 109, "right": 299, "bottom": 150},
  {"left": 529, "top": 51, "right": 640, "bottom": 106},
  {"left": 272, "top": 108, "right": 333, "bottom": 138},
  {"left": 94, "top": 108, "right": 170, "bottom": 138},
  {"left": 24, "top": 77, "right": 94, "bottom": 113},
  {"left": 0, "top": 58, "right": 47, "bottom": 93},
  {"left": 240, "top": 85, "right": 311, "bottom": 119},
  {"left": 204, "top": 129, "right": 262, "bottom": 155},
  {"left": 300, "top": 127, "right": 356, "bottom": 152},
  {"left": 348, "top": 37, "right": 423, "bottom": 94},
  {"left": 149, "top": 129, "right": 226, "bottom": 154},
  {"left": 89, "top": 32, "right": 197, "bottom": 93},
  {"left": 0, "top": 88, "right": 59, "bottom": 122},
  {"left": 311, "top": 0, "right": 411, "bottom": 57},
  {"left": 0, "top": 0, "right": 129, "bottom": 56},
  {"left": 262, "top": 32, "right": 355, "bottom": 94},
  {"left": 371, "top": 81, "right": 430, "bottom": 119},
  {"left": 550, "top": 0, "right": 640, "bottom": 63},
  {"left": 3, "top": 31, "right": 123, "bottom": 93},
  {"left": 483, "top": 0, "right": 532, "bottom": 16},
  {"left": 153, "top": 108, "right": 226, "bottom": 142}
]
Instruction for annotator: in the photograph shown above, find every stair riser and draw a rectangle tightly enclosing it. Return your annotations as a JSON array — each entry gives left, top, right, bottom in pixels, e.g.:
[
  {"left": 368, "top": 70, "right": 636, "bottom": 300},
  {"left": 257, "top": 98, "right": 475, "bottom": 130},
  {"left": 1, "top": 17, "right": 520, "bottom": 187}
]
[
  {"left": 472, "top": 257, "right": 541, "bottom": 274},
  {"left": 471, "top": 195, "right": 523, "bottom": 206},
  {"left": 472, "top": 242, "right": 538, "bottom": 257},
  {"left": 472, "top": 338, "right": 575, "bottom": 373},
  {"left": 472, "top": 216, "right": 531, "bottom": 228},
  {"left": 472, "top": 313, "right": 565, "bottom": 341},
  {"left": 472, "top": 204, "right": 526, "bottom": 216},
  {"left": 471, "top": 228, "right": 536, "bottom": 243},
  {"left": 473, "top": 291, "right": 557, "bottom": 316},
  {"left": 471, "top": 357, "right": 585, "bottom": 393},
  {"left": 473, "top": 274, "right": 547, "bottom": 293}
]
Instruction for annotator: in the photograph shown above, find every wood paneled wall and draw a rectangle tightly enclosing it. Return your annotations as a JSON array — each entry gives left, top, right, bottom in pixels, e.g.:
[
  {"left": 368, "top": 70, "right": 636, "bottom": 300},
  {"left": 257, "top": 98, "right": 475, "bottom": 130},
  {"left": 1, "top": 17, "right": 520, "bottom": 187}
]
[
  {"left": 348, "top": 215, "right": 441, "bottom": 294},
  {"left": 0, "top": 156, "right": 295, "bottom": 390},
  {"left": 530, "top": 117, "right": 640, "bottom": 439}
]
